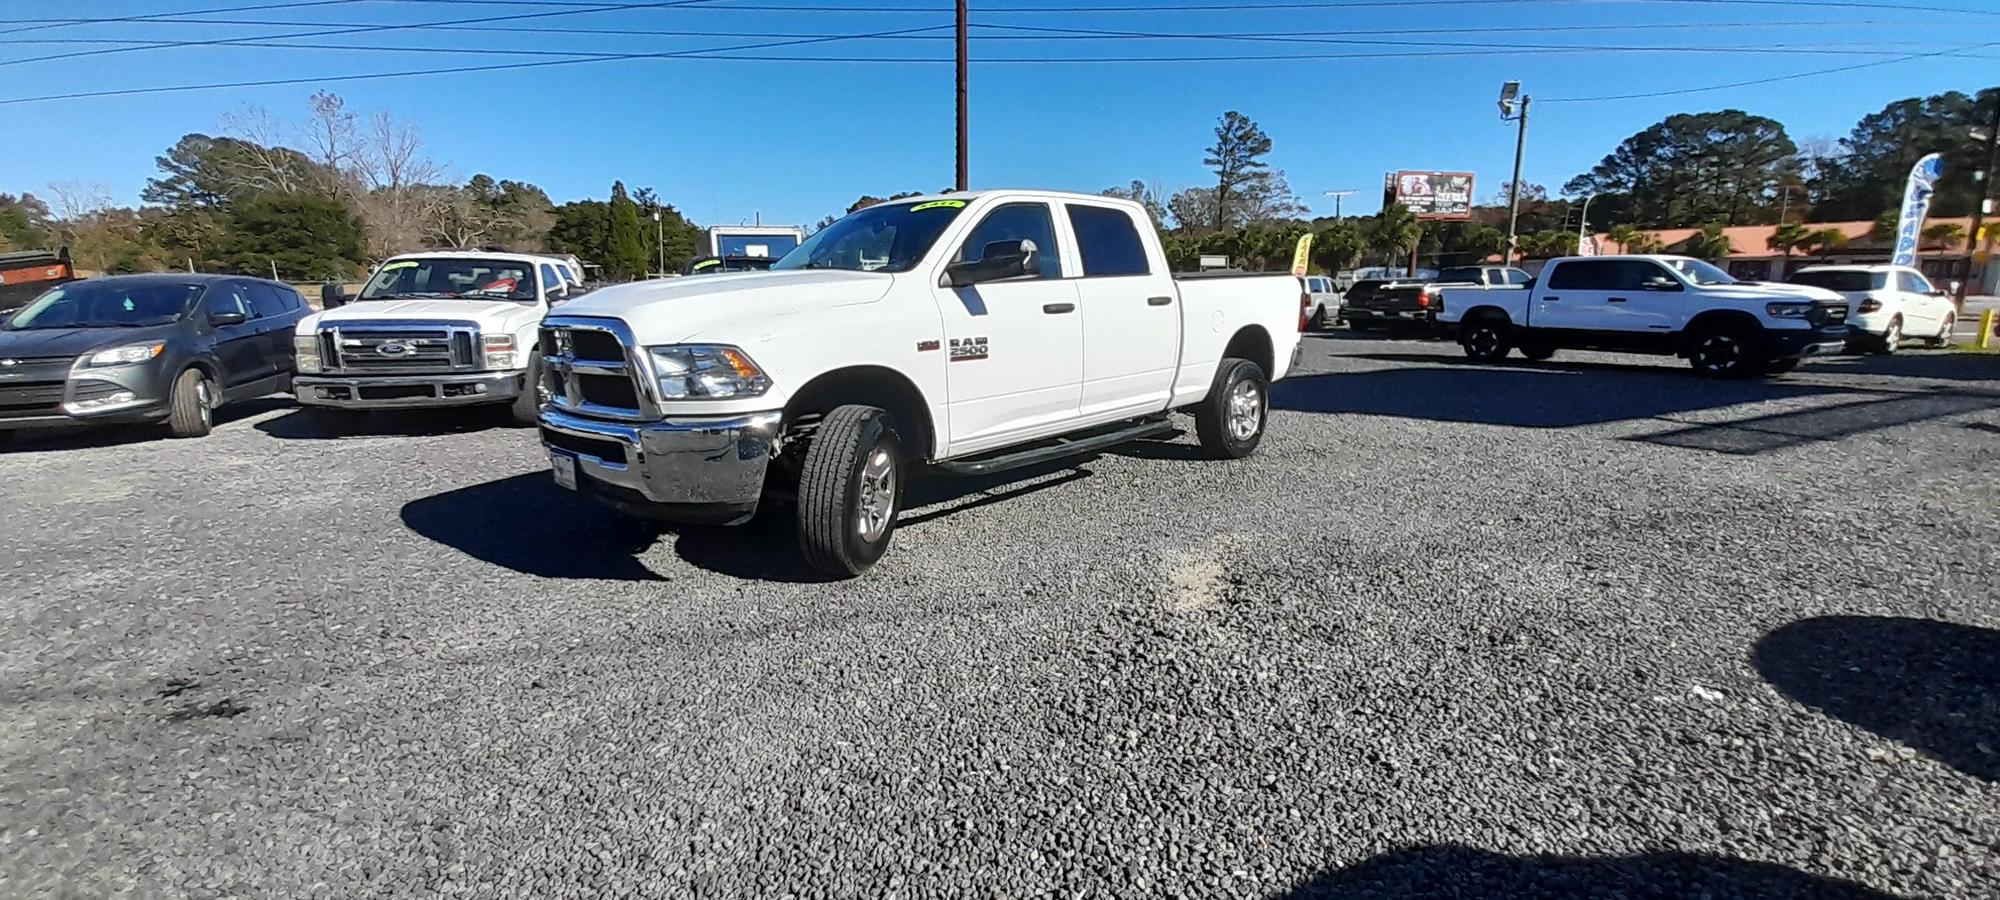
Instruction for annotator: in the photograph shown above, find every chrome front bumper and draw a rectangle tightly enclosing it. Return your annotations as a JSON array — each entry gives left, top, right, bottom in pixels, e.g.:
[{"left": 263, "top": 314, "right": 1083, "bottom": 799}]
[
  {"left": 537, "top": 406, "right": 783, "bottom": 525},
  {"left": 295, "top": 371, "right": 524, "bottom": 409}
]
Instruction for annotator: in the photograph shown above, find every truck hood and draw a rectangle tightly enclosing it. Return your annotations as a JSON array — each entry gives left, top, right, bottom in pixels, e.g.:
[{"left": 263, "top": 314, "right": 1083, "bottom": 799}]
[
  {"left": 0, "top": 322, "right": 180, "bottom": 360},
  {"left": 1703, "top": 282, "right": 1843, "bottom": 304},
  {"left": 301, "top": 298, "right": 543, "bottom": 334},
  {"left": 553, "top": 270, "right": 897, "bottom": 344}
]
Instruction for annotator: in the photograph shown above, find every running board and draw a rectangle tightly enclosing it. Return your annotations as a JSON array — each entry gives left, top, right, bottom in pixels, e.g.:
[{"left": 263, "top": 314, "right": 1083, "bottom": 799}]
[{"left": 932, "top": 418, "right": 1177, "bottom": 477}]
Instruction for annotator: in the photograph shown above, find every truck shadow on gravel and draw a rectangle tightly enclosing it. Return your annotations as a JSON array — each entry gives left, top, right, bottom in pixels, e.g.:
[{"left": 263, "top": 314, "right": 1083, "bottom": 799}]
[
  {"left": 256, "top": 406, "right": 519, "bottom": 440},
  {"left": 1280, "top": 845, "right": 1896, "bottom": 898},
  {"left": 401, "top": 464, "right": 1097, "bottom": 584},
  {"left": 1754, "top": 616, "right": 1999, "bottom": 782}
]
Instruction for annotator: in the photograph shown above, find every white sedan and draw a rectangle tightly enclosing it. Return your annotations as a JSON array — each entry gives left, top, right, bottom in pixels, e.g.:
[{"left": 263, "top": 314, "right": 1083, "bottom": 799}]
[{"left": 1789, "top": 264, "right": 1956, "bottom": 353}]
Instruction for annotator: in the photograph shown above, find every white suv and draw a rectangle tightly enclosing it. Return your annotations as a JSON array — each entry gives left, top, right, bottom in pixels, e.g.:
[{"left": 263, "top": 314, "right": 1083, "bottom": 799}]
[{"left": 1789, "top": 264, "right": 1956, "bottom": 353}]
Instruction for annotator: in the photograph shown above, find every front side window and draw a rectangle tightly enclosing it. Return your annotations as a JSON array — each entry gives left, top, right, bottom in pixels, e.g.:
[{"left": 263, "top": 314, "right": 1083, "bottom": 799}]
[
  {"left": 209, "top": 283, "right": 255, "bottom": 319},
  {"left": 358, "top": 258, "right": 537, "bottom": 302},
  {"left": 958, "top": 202, "right": 1063, "bottom": 279},
  {"left": 539, "top": 264, "right": 563, "bottom": 297},
  {"left": 774, "top": 200, "right": 967, "bottom": 273},
  {"left": 1900, "top": 271, "right": 1935, "bottom": 294},
  {"left": 4, "top": 281, "right": 202, "bottom": 330},
  {"left": 1065, "top": 204, "right": 1151, "bottom": 277}
]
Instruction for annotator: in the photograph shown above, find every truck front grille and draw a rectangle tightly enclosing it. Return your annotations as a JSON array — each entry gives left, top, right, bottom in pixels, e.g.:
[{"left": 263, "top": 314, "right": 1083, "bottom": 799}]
[
  {"left": 321, "top": 322, "right": 480, "bottom": 373},
  {"left": 542, "top": 317, "right": 651, "bottom": 421}
]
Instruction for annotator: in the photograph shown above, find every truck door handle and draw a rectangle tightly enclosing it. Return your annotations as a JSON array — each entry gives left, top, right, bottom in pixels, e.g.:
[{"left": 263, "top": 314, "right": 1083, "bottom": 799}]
[
  {"left": 1541, "top": 295, "right": 1560, "bottom": 302},
  {"left": 1147, "top": 296, "right": 1173, "bottom": 306},
  {"left": 1606, "top": 296, "right": 1628, "bottom": 303},
  {"left": 1042, "top": 303, "right": 1076, "bottom": 314}
]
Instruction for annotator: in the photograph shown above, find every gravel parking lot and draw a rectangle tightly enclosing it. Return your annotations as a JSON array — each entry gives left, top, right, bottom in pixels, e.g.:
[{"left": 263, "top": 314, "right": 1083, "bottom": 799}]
[{"left": 4, "top": 335, "right": 1998, "bottom": 899}]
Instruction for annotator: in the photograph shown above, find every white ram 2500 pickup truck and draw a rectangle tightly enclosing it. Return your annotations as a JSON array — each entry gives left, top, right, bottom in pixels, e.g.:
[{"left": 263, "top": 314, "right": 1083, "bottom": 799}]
[
  {"left": 1435, "top": 254, "right": 1850, "bottom": 377},
  {"left": 293, "top": 251, "right": 581, "bottom": 426},
  {"left": 537, "top": 190, "right": 1307, "bottom": 575}
]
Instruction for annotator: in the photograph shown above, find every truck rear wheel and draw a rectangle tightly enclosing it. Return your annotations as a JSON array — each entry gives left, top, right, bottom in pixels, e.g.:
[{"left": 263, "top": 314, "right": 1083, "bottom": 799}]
[
  {"left": 796, "top": 404, "right": 903, "bottom": 577},
  {"left": 1460, "top": 316, "right": 1512, "bottom": 362},
  {"left": 1194, "top": 358, "right": 1268, "bottom": 460}
]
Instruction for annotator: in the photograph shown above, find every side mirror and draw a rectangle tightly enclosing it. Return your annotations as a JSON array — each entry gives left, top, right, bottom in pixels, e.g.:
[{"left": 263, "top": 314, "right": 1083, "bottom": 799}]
[
  {"left": 320, "top": 281, "right": 351, "bottom": 309},
  {"left": 1642, "top": 276, "right": 1682, "bottom": 292},
  {"left": 945, "top": 239, "right": 1040, "bottom": 288},
  {"left": 209, "top": 310, "right": 249, "bottom": 327}
]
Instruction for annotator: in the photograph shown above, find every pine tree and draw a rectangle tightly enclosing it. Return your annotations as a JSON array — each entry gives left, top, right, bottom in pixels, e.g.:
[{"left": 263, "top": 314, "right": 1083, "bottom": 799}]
[{"left": 606, "top": 181, "right": 648, "bottom": 280}]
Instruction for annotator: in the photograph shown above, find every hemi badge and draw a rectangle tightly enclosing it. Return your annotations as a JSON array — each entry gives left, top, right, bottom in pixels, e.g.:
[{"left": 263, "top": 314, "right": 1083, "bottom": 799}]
[{"left": 917, "top": 340, "right": 941, "bottom": 352}]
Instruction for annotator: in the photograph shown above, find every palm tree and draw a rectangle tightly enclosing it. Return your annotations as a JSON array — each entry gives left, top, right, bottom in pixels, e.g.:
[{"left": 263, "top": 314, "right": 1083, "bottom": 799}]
[
  {"left": 1869, "top": 210, "right": 1898, "bottom": 244},
  {"left": 1806, "top": 227, "right": 1849, "bottom": 259},
  {"left": 1625, "top": 231, "right": 1664, "bottom": 254},
  {"left": 1691, "top": 223, "right": 1732, "bottom": 262},
  {"left": 1922, "top": 222, "right": 1966, "bottom": 249},
  {"left": 1767, "top": 222, "right": 1811, "bottom": 262},
  {"left": 1369, "top": 203, "right": 1421, "bottom": 269},
  {"left": 1607, "top": 224, "right": 1641, "bottom": 254}
]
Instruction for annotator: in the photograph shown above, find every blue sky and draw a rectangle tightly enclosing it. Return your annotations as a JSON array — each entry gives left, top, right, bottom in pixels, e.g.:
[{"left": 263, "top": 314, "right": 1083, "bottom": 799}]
[{"left": 2, "top": 0, "right": 1994, "bottom": 227}]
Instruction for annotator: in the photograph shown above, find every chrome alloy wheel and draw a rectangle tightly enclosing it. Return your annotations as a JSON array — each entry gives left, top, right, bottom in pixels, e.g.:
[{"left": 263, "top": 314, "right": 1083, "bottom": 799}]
[
  {"left": 1226, "top": 378, "right": 1263, "bottom": 442},
  {"left": 856, "top": 448, "right": 898, "bottom": 541},
  {"left": 196, "top": 379, "right": 215, "bottom": 427}
]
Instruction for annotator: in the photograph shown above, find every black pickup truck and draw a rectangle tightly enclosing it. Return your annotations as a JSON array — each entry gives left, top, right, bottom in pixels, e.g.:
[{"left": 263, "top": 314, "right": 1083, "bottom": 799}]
[
  {"left": 0, "top": 248, "right": 77, "bottom": 315},
  {"left": 1345, "top": 265, "right": 1530, "bottom": 333}
]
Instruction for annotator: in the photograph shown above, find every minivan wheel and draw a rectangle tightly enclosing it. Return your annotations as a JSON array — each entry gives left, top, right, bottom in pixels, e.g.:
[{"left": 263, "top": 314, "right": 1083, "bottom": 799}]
[
  {"left": 796, "top": 404, "right": 903, "bottom": 577},
  {"left": 166, "top": 368, "right": 215, "bottom": 438}
]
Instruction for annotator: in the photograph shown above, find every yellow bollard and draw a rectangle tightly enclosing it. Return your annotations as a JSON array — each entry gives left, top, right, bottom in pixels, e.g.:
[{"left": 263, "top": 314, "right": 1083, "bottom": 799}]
[{"left": 1982, "top": 309, "right": 1996, "bottom": 351}]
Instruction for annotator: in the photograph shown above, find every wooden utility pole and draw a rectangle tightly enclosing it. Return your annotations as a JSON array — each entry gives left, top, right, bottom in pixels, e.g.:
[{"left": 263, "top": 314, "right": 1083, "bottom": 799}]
[{"left": 955, "top": 0, "right": 969, "bottom": 192}]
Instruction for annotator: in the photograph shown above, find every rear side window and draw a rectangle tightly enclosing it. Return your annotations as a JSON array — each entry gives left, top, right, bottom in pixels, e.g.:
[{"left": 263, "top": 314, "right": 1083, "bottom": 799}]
[
  {"left": 1065, "top": 204, "right": 1151, "bottom": 277},
  {"left": 247, "top": 283, "right": 292, "bottom": 318}
]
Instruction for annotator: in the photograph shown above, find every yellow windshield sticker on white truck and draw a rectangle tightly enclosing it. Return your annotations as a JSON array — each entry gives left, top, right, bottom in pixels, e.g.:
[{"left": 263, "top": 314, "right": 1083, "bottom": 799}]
[
  {"left": 909, "top": 200, "right": 966, "bottom": 212},
  {"left": 379, "top": 261, "right": 419, "bottom": 271}
]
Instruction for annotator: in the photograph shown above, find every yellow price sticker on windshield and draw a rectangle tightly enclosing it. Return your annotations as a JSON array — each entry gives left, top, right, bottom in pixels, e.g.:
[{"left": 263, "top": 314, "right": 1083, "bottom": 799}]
[
  {"left": 909, "top": 200, "right": 966, "bottom": 212},
  {"left": 379, "top": 261, "right": 419, "bottom": 271}
]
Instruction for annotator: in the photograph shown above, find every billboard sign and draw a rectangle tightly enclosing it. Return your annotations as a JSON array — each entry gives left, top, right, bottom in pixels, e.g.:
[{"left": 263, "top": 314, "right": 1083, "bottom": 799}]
[{"left": 1384, "top": 171, "right": 1475, "bottom": 220}]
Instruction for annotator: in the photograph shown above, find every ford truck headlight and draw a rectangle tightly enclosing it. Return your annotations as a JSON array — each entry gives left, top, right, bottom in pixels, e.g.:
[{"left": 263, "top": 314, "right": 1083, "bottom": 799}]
[
  {"left": 294, "top": 334, "right": 322, "bottom": 373},
  {"left": 647, "top": 345, "right": 770, "bottom": 399},
  {"left": 74, "top": 342, "right": 165, "bottom": 369},
  {"left": 1765, "top": 302, "right": 1814, "bottom": 319},
  {"left": 482, "top": 333, "right": 518, "bottom": 370}
]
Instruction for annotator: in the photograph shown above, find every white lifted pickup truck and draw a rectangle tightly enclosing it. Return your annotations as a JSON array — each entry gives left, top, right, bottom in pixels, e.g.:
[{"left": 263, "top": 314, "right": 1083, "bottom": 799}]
[
  {"left": 1436, "top": 254, "right": 1850, "bottom": 377},
  {"left": 537, "top": 189, "right": 1308, "bottom": 575},
  {"left": 293, "top": 251, "right": 581, "bottom": 426}
]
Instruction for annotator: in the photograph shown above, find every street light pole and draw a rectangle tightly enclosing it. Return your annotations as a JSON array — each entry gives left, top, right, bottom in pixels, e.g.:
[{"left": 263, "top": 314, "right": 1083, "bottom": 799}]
[
  {"left": 652, "top": 209, "right": 664, "bottom": 276},
  {"left": 1959, "top": 93, "right": 2000, "bottom": 306},
  {"left": 1577, "top": 192, "right": 1596, "bottom": 254},
  {"left": 1499, "top": 82, "right": 1530, "bottom": 267},
  {"left": 955, "top": 0, "right": 969, "bottom": 192}
]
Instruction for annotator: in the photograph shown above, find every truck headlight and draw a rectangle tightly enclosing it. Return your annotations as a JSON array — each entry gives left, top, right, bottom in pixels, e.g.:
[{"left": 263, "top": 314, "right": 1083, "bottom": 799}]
[
  {"left": 74, "top": 342, "right": 165, "bottom": 369},
  {"left": 482, "top": 333, "right": 518, "bottom": 369},
  {"left": 647, "top": 345, "right": 770, "bottom": 399},
  {"left": 294, "top": 335, "right": 322, "bottom": 374},
  {"left": 1766, "top": 302, "right": 1814, "bottom": 319}
]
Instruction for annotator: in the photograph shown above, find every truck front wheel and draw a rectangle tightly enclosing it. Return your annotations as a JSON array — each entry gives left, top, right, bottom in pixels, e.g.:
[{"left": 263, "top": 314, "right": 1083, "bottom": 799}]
[
  {"left": 508, "top": 355, "right": 545, "bottom": 426},
  {"left": 796, "top": 404, "right": 903, "bottom": 577},
  {"left": 1687, "top": 323, "right": 1761, "bottom": 378},
  {"left": 1194, "top": 358, "right": 1268, "bottom": 460}
]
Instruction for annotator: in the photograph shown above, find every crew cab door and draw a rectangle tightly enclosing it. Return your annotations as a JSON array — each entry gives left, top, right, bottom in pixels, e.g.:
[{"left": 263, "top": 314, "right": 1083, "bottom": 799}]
[
  {"left": 202, "top": 282, "right": 267, "bottom": 390},
  {"left": 932, "top": 200, "right": 1083, "bottom": 451},
  {"left": 1065, "top": 201, "right": 1179, "bottom": 420},
  {"left": 1534, "top": 259, "right": 1681, "bottom": 348}
]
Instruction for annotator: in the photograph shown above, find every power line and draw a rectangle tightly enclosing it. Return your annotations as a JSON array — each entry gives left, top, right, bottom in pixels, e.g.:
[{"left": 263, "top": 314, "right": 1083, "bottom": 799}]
[
  {"left": 352, "top": 0, "right": 2000, "bottom": 11},
  {"left": 0, "top": 24, "right": 953, "bottom": 107},
  {"left": 1543, "top": 39, "right": 2000, "bottom": 101},
  {"left": 0, "top": 0, "right": 369, "bottom": 37},
  {"left": 0, "top": 0, "right": 736, "bottom": 68}
]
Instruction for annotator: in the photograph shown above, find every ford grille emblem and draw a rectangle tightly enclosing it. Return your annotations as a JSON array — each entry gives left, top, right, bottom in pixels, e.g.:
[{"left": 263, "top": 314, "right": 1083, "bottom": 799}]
[{"left": 375, "top": 342, "right": 413, "bottom": 358}]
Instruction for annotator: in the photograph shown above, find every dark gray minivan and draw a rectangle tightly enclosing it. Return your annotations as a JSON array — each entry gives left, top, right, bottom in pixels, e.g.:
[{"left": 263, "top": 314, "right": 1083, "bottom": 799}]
[{"left": 0, "top": 274, "right": 308, "bottom": 441}]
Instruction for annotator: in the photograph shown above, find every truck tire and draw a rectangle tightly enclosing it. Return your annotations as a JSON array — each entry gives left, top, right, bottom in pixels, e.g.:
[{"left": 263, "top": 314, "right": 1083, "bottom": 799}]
[
  {"left": 1520, "top": 345, "right": 1557, "bottom": 361},
  {"left": 1686, "top": 321, "right": 1761, "bottom": 378},
  {"left": 165, "top": 367, "right": 215, "bottom": 438},
  {"left": 796, "top": 404, "right": 903, "bottom": 577},
  {"left": 1194, "top": 358, "right": 1268, "bottom": 460},
  {"left": 1459, "top": 315, "right": 1512, "bottom": 362},
  {"left": 1308, "top": 307, "right": 1328, "bottom": 331},
  {"left": 508, "top": 355, "right": 545, "bottom": 426}
]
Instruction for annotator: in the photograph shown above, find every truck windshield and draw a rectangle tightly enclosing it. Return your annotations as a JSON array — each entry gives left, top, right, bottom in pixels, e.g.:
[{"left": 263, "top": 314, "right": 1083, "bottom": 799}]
[
  {"left": 359, "top": 258, "right": 538, "bottom": 302},
  {"left": 4, "top": 281, "right": 200, "bottom": 329},
  {"left": 1664, "top": 258, "right": 1737, "bottom": 286},
  {"left": 774, "top": 201, "right": 966, "bottom": 273}
]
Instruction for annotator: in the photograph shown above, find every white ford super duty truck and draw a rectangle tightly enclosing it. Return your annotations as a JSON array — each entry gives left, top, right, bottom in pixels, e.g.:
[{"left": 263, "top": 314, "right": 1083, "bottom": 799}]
[
  {"left": 1435, "top": 254, "right": 1850, "bottom": 377},
  {"left": 536, "top": 190, "right": 1308, "bottom": 575},
  {"left": 293, "top": 251, "right": 582, "bottom": 427}
]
